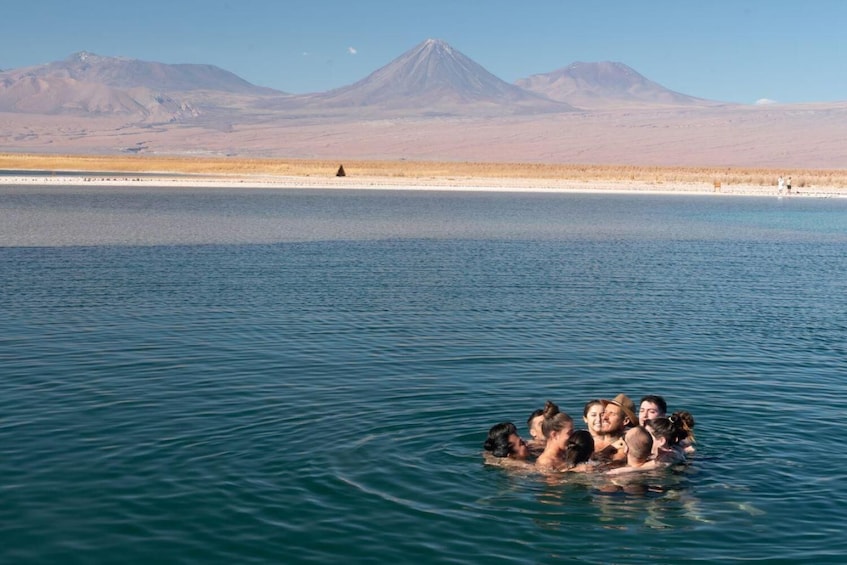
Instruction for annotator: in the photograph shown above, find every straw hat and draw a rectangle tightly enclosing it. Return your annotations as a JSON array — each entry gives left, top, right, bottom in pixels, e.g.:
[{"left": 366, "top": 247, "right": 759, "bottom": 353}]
[{"left": 602, "top": 393, "right": 637, "bottom": 426}]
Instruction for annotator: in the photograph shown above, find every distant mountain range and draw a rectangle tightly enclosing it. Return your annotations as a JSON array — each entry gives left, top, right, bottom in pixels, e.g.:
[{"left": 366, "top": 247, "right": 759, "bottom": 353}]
[
  {"left": 0, "top": 39, "right": 719, "bottom": 120},
  {"left": 0, "top": 51, "right": 278, "bottom": 119},
  {"left": 2, "top": 39, "right": 844, "bottom": 168},
  {"left": 280, "top": 39, "right": 577, "bottom": 116},
  {"left": 516, "top": 61, "right": 713, "bottom": 108}
]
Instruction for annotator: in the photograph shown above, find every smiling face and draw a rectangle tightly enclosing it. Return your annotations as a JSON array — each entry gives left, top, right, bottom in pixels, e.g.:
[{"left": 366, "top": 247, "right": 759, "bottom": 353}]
[
  {"left": 601, "top": 403, "right": 628, "bottom": 435},
  {"left": 583, "top": 402, "right": 604, "bottom": 435},
  {"left": 639, "top": 401, "right": 665, "bottom": 427}
]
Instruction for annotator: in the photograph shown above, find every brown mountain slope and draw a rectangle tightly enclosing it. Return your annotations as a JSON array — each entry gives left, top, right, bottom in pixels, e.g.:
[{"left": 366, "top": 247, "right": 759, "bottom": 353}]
[
  {"left": 517, "top": 61, "right": 719, "bottom": 108},
  {"left": 267, "top": 39, "right": 574, "bottom": 117},
  {"left": 0, "top": 74, "right": 196, "bottom": 119},
  {"left": 0, "top": 52, "right": 280, "bottom": 120},
  {"left": 22, "top": 52, "right": 280, "bottom": 94}
]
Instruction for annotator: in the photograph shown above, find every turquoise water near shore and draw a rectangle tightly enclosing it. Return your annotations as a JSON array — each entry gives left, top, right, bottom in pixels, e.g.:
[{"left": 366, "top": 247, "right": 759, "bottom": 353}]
[{"left": 2, "top": 187, "right": 847, "bottom": 563}]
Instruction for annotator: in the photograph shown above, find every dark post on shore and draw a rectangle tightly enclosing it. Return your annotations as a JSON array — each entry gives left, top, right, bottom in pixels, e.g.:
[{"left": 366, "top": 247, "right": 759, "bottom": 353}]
[{"left": 336, "top": 164, "right": 346, "bottom": 177}]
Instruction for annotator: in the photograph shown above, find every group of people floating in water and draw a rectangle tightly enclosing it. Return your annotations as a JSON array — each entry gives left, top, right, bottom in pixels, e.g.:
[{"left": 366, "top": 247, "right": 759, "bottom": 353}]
[{"left": 483, "top": 394, "right": 695, "bottom": 475}]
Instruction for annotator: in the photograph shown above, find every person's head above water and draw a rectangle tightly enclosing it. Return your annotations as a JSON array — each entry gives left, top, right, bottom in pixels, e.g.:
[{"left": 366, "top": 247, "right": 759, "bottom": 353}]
[
  {"left": 623, "top": 426, "right": 653, "bottom": 463},
  {"left": 645, "top": 411, "right": 695, "bottom": 449},
  {"left": 638, "top": 395, "right": 667, "bottom": 427},
  {"left": 583, "top": 399, "right": 605, "bottom": 436},
  {"left": 563, "top": 429, "right": 594, "bottom": 468},
  {"left": 483, "top": 422, "right": 529, "bottom": 459},
  {"left": 601, "top": 394, "right": 636, "bottom": 436},
  {"left": 527, "top": 408, "right": 545, "bottom": 441},
  {"left": 528, "top": 400, "right": 558, "bottom": 442},
  {"left": 541, "top": 406, "right": 573, "bottom": 442}
]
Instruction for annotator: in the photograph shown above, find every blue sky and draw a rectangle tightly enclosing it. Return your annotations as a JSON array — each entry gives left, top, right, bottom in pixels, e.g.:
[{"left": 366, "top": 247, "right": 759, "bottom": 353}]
[{"left": 3, "top": 0, "right": 846, "bottom": 104}]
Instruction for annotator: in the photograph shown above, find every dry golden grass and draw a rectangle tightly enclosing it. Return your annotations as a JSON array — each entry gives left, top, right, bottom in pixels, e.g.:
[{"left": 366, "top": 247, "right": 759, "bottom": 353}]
[{"left": 2, "top": 153, "right": 846, "bottom": 187}]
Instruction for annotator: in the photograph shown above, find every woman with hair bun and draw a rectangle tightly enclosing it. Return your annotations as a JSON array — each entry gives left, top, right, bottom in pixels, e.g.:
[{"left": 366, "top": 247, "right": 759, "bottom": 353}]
[
  {"left": 644, "top": 411, "right": 695, "bottom": 464},
  {"left": 526, "top": 400, "right": 559, "bottom": 452},
  {"left": 535, "top": 403, "right": 573, "bottom": 471}
]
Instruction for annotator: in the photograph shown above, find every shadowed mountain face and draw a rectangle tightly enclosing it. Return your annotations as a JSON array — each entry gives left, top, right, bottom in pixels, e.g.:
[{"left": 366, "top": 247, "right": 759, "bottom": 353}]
[
  {"left": 516, "top": 61, "right": 716, "bottom": 108},
  {"left": 293, "top": 38, "right": 574, "bottom": 115}
]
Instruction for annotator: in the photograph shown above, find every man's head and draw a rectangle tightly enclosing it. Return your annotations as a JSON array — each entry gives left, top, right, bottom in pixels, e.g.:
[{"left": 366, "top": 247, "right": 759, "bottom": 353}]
[
  {"left": 624, "top": 426, "right": 653, "bottom": 463},
  {"left": 602, "top": 394, "right": 636, "bottom": 434},
  {"left": 638, "top": 395, "right": 667, "bottom": 427}
]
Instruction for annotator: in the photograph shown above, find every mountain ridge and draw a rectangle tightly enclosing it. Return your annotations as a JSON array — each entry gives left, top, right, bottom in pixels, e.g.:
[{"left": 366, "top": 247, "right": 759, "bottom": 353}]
[
  {"left": 0, "top": 39, "right": 717, "bottom": 119},
  {"left": 298, "top": 38, "right": 575, "bottom": 115},
  {"left": 0, "top": 51, "right": 287, "bottom": 120},
  {"left": 3, "top": 40, "right": 843, "bottom": 168},
  {"left": 33, "top": 51, "right": 281, "bottom": 95},
  {"left": 516, "top": 61, "right": 718, "bottom": 108}
]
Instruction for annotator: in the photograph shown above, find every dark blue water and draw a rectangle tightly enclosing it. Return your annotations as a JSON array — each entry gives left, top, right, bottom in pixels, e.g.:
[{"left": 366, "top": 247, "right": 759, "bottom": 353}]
[{"left": 2, "top": 186, "right": 847, "bottom": 563}]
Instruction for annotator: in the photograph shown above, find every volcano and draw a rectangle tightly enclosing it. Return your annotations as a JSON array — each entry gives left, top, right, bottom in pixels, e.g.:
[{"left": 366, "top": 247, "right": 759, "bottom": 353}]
[{"left": 301, "top": 39, "right": 574, "bottom": 115}]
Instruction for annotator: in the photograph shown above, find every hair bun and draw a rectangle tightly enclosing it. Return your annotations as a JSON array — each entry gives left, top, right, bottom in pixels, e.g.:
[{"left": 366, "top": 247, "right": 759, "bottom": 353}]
[{"left": 543, "top": 400, "right": 560, "bottom": 418}]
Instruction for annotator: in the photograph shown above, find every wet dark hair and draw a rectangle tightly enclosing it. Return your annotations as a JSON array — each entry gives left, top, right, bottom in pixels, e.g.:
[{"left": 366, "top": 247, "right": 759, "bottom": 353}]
[
  {"left": 563, "top": 430, "right": 594, "bottom": 468},
  {"left": 646, "top": 411, "right": 695, "bottom": 446},
  {"left": 483, "top": 422, "right": 519, "bottom": 458},
  {"left": 583, "top": 399, "right": 604, "bottom": 418},
  {"left": 640, "top": 395, "right": 667, "bottom": 415}
]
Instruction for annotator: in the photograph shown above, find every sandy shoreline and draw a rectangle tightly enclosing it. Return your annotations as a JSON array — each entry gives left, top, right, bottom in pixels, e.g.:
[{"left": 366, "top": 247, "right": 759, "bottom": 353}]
[{"left": 2, "top": 172, "right": 846, "bottom": 198}]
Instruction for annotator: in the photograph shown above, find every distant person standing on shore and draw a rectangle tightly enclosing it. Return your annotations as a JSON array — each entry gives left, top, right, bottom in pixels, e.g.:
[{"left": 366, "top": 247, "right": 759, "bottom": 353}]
[
  {"left": 786, "top": 176, "right": 792, "bottom": 194},
  {"left": 778, "top": 176, "right": 785, "bottom": 195}
]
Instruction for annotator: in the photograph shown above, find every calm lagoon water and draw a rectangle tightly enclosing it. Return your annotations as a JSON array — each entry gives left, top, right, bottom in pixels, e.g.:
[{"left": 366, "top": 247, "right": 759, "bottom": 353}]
[{"left": 2, "top": 185, "right": 847, "bottom": 563}]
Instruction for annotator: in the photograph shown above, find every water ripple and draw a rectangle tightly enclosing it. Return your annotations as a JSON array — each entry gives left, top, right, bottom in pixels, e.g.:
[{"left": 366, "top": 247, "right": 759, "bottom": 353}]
[{"left": 2, "top": 190, "right": 847, "bottom": 563}]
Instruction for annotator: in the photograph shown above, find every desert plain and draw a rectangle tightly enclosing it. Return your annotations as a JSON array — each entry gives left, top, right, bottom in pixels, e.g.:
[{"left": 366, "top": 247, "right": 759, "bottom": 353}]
[
  {"left": 1, "top": 153, "right": 846, "bottom": 198},
  {"left": 3, "top": 42, "right": 846, "bottom": 198}
]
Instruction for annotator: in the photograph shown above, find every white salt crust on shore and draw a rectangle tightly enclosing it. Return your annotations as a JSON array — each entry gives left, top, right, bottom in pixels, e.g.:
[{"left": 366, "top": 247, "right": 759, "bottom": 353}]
[{"left": 1, "top": 174, "right": 845, "bottom": 197}]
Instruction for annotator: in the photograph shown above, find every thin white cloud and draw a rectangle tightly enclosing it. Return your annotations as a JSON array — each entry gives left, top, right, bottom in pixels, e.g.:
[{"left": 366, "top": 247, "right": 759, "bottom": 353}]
[
  {"left": 347, "top": 47, "right": 357, "bottom": 55},
  {"left": 755, "top": 98, "right": 778, "bottom": 105}
]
